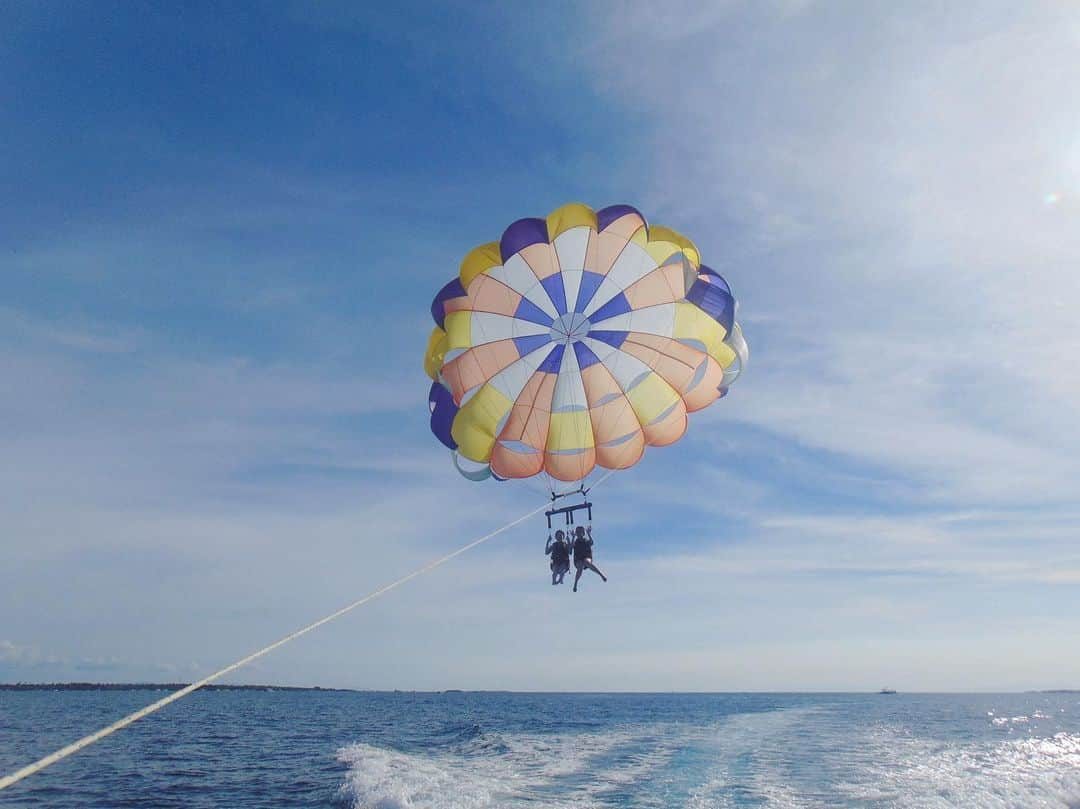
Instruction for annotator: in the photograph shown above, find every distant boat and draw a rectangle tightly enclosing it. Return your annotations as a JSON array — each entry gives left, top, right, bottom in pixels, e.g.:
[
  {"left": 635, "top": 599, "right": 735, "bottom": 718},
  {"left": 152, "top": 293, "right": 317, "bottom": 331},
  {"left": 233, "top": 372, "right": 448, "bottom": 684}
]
[{"left": 879, "top": 687, "right": 897, "bottom": 694}]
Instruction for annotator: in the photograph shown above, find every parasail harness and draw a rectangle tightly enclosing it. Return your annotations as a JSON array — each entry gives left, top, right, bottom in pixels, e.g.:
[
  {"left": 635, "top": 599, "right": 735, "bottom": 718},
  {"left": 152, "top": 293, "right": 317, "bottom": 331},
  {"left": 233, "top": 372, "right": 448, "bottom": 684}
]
[{"left": 544, "top": 485, "right": 593, "bottom": 530}]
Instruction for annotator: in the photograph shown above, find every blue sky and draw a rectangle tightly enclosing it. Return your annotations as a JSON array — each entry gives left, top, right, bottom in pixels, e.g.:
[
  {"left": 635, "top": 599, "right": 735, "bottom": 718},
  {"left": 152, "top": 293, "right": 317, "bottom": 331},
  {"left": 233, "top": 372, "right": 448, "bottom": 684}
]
[{"left": 3, "top": 1, "right": 1079, "bottom": 691}]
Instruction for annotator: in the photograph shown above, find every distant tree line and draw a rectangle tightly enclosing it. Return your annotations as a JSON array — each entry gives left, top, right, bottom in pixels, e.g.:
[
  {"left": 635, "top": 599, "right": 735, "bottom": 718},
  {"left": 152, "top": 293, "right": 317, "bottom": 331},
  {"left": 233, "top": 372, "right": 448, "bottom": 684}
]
[{"left": 0, "top": 682, "right": 348, "bottom": 691}]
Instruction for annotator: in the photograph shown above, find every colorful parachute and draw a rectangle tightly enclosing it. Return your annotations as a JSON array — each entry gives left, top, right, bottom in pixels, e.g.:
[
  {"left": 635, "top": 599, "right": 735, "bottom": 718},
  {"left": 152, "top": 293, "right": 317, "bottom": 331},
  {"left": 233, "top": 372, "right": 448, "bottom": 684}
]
[{"left": 424, "top": 203, "right": 748, "bottom": 487}]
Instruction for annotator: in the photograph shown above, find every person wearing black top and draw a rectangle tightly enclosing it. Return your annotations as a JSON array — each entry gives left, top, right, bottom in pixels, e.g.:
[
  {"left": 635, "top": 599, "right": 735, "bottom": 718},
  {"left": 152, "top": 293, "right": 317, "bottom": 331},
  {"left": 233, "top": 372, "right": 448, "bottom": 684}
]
[
  {"left": 545, "top": 529, "right": 571, "bottom": 585},
  {"left": 571, "top": 525, "right": 607, "bottom": 592}
]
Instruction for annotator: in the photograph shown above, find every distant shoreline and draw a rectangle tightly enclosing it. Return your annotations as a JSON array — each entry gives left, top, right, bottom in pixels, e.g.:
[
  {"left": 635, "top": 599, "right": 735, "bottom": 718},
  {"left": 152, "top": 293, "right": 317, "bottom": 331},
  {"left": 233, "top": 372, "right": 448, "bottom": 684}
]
[{"left": 0, "top": 682, "right": 355, "bottom": 692}]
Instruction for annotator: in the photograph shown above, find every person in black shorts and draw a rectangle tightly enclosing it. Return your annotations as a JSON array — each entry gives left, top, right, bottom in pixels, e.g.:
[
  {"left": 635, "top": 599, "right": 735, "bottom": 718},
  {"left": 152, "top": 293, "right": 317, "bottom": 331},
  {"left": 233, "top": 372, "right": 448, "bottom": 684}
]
[
  {"left": 545, "top": 530, "right": 571, "bottom": 585},
  {"left": 572, "top": 525, "right": 607, "bottom": 592}
]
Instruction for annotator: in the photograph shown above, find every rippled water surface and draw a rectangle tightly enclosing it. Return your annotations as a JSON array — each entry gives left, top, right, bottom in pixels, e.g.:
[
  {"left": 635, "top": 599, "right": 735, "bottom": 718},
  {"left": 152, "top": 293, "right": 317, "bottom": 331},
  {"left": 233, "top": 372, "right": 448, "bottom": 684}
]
[{"left": 2, "top": 690, "right": 1079, "bottom": 807}]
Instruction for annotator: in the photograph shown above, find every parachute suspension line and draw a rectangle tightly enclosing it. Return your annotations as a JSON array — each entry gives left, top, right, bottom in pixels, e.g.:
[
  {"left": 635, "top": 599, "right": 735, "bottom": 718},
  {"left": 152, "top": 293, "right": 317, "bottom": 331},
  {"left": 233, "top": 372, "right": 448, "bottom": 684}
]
[{"left": 0, "top": 493, "right": 594, "bottom": 793}]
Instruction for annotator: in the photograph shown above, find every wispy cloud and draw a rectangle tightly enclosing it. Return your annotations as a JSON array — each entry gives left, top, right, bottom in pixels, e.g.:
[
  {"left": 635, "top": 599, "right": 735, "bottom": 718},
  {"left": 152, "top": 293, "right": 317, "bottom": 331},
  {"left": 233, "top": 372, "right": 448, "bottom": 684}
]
[{"left": 585, "top": 2, "right": 1080, "bottom": 507}]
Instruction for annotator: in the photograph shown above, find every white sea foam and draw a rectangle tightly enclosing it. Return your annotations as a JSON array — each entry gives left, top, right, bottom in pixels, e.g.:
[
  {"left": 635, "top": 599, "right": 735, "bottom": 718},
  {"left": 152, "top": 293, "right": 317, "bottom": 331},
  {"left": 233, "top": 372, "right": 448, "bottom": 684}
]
[
  {"left": 337, "top": 743, "right": 498, "bottom": 809},
  {"left": 337, "top": 723, "right": 692, "bottom": 809},
  {"left": 686, "top": 707, "right": 835, "bottom": 808},
  {"left": 841, "top": 727, "right": 1080, "bottom": 808}
]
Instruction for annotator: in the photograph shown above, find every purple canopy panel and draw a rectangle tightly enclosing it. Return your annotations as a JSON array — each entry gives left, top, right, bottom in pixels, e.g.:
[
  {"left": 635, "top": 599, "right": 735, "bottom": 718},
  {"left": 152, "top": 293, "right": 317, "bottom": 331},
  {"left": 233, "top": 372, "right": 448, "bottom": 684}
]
[
  {"left": 596, "top": 204, "right": 647, "bottom": 232},
  {"left": 499, "top": 217, "right": 549, "bottom": 263},
  {"left": 430, "top": 277, "right": 467, "bottom": 329},
  {"left": 686, "top": 275, "right": 736, "bottom": 336},
  {"left": 428, "top": 380, "right": 459, "bottom": 450}
]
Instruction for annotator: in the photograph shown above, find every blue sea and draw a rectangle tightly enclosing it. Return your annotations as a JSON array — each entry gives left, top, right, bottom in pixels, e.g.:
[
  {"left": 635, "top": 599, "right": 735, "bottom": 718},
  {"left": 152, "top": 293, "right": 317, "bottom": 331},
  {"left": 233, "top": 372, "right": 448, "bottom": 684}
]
[{"left": 2, "top": 690, "right": 1079, "bottom": 807}]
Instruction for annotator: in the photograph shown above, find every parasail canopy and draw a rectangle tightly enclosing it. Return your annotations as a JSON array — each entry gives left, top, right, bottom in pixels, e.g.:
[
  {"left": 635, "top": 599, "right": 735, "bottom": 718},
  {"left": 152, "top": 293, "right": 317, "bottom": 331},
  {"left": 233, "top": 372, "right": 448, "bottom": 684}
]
[{"left": 424, "top": 203, "right": 748, "bottom": 488}]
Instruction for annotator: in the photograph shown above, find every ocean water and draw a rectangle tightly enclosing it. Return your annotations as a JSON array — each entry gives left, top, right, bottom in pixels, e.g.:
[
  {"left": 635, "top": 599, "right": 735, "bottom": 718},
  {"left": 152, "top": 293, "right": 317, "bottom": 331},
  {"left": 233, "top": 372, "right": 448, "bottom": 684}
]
[{"left": 1, "top": 690, "right": 1079, "bottom": 808}]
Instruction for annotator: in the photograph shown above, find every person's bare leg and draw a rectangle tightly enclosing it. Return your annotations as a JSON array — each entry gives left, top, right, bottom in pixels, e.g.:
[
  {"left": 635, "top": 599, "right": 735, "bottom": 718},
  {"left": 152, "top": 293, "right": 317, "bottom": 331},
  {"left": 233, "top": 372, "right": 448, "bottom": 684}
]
[
  {"left": 587, "top": 561, "right": 607, "bottom": 582},
  {"left": 573, "top": 566, "right": 583, "bottom": 592},
  {"left": 552, "top": 569, "right": 558, "bottom": 585}
]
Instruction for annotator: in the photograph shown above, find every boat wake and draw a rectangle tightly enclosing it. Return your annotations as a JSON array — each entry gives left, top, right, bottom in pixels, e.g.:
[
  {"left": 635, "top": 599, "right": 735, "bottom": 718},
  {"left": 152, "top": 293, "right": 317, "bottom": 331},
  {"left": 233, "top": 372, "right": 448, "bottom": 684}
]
[{"left": 336, "top": 707, "right": 1080, "bottom": 808}]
